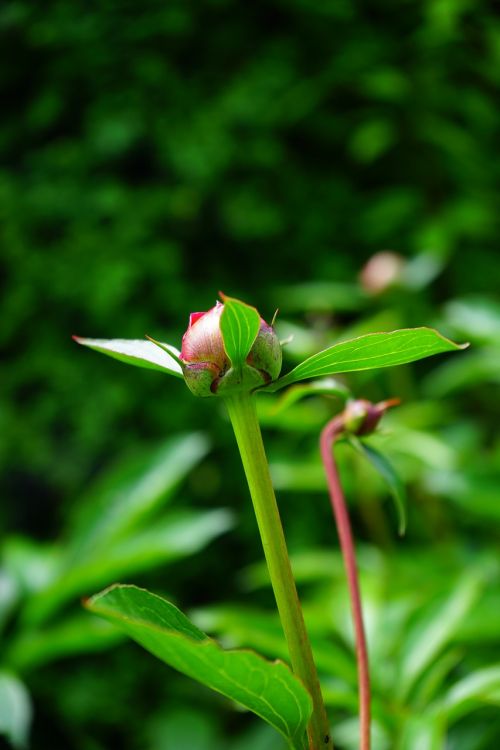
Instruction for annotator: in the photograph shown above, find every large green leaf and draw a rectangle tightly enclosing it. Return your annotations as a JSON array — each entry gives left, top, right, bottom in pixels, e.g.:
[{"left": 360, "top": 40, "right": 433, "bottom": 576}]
[
  {"left": 220, "top": 295, "right": 261, "bottom": 367},
  {"left": 267, "top": 328, "right": 467, "bottom": 391},
  {"left": 73, "top": 337, "right": 184, "bottom": 377},
  {"left": 0, "top": 672, "right": 32, "bottom": 749},
  {"left": 86, "top": 585, "right": 312, "bottom": 749}
]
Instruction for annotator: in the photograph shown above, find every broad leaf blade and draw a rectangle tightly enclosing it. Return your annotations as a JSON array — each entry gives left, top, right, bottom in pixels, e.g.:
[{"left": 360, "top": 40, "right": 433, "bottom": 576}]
[
  {"left": 349, "top": 437, "right": 407, "bottom": 535},
  {"left": 220, "top": 295, "right": 261, "bottom": 367},
  {"left": 73, "top": 337, "right": 184, "bottom": 377},
  {"left": 86, "top": 585, "right": 312, "bottom": 749},
  {"left": 268, "top": 328, "right": 467, "bottom": 391}
]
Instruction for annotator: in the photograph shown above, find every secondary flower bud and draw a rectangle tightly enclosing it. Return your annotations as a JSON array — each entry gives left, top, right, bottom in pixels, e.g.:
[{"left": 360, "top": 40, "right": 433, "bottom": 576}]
[
  {"left": 180, "top": 301, "right": 282, "bottom": 397},
  {"left": 343, "top": 398, "right": 400, "bottom": 436}
]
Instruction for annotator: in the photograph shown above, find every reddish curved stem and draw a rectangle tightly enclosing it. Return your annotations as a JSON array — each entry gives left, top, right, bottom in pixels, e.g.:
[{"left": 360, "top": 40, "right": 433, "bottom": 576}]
[{"left": 320, "top": 416, "right": 371, "bottom": 750}]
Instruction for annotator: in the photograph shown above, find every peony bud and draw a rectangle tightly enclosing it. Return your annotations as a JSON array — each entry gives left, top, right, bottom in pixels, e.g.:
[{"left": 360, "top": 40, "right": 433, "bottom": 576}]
[
  {"left": 343, "top": 398, "right": 400, "bottom": 436},
  {"left": 359, "top": 251, "right": 405, "bottom": 295},
  {"left": 180, "top": 301, "right": 282, "bottom": 397}
]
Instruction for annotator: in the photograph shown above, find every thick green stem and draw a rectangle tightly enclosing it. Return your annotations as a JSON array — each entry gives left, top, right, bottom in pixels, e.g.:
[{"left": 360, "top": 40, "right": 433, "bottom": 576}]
[{"left": 225, "top": 392, "right": 332, "bottom": 750}]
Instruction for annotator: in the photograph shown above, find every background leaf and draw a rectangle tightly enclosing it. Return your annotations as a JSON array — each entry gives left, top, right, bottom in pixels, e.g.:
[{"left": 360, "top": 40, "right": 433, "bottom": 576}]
[
  {"left": 5, "top": 614, "right": 125, "bottom": 673},
  {"left": 67, "top": 433, "right": 210, "bottom": 557},
  {"left": 443, "top": 665, "right": 500, "bottom": 721},
  {"left": 86, "top": 585, "right": 312, "bottom": 750},
  {"left": 220, "top": 295, "right": 261, "bottom": 367},
  {"left": 0, "top": 672, "right": 32, "bottom": 749},
  {"left": 24, "top": 510, "right": 234, "bottom": 627},
  {"left": 398, "top": 572, "right": 483, "bottom": 700},
  {"left": 268, "top": 328, "right": 467, "bottom": 391},
  {"left": 73, "top": 337, "right": 184, "bottom": 377},
  {"left": 22, "top": 433, "right": 214, "bottom": 626},
  {"left": 348, "top": 437, "right": 407, "bottom": 535},
  {"left": 271, "top": 379, "right": 351, "bottom": 415},
  {"left": 397, "top": 714, "right": 445, "bottom": 750}
]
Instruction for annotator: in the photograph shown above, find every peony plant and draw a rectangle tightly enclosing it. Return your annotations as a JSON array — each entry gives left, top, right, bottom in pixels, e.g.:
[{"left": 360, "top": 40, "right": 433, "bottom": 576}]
[{"left": 74, "top": 293, "right": 465, "bottom": 750}]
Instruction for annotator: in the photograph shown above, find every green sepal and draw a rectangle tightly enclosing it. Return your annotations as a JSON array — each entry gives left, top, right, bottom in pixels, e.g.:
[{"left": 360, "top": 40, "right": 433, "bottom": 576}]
[{"left": 219, "top": 294, "right": 261, "bottom": 369}]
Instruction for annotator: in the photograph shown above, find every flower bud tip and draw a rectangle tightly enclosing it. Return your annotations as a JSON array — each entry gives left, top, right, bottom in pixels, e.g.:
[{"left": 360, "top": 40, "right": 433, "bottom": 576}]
[{"left": 180, "top": 300, "right": 282, "bottom": 397}]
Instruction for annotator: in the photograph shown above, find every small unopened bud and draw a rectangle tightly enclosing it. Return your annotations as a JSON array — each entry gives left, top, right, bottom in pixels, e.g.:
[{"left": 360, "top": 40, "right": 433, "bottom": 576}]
[
  {"left": 180, "top": 301, "right": 282, "bottom": 397},
  {"left": 343, "top": 398, "right": 400, "bottom": 436},
  {"left": 360, "top": 251, "right": 405, "bottom": 295}
]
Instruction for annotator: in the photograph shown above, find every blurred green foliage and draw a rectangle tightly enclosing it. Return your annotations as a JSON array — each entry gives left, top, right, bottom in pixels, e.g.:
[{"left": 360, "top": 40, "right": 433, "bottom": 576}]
[{"left": 1, "top": 0, "right": 499, "bottom": 748}]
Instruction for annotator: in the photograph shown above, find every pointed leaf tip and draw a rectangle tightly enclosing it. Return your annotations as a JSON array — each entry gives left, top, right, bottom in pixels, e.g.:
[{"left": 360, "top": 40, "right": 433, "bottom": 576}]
[
  {"left": 73, "top": 337, "right": 184, "bottom": 377},
  {"left": 267, "top": 327, "right": 468, "bottom": 391},
  {"left": 145, "top": 335, "right": 185, "bottom": 368}
]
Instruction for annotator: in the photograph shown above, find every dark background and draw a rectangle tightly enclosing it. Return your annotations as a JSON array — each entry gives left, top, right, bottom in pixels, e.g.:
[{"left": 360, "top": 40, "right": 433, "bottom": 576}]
[{"left": 1, "top": 2, "right": 499, "bottom": 749}]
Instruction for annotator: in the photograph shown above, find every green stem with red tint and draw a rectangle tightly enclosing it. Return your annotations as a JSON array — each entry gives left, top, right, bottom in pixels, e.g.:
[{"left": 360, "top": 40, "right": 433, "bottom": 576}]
[{"left": 225, "top": 392, "right": 333, "bottom": 750}]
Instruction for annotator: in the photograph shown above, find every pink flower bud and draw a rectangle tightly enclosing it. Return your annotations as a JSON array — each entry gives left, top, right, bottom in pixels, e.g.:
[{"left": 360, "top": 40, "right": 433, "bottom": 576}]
[
  {"left": 343, "top": 398, "right": 400, "bottom": 436},
  {"left": 359, "top": 251, "right": 405, "bottom": 295},
  {"left": 180, "top": 301, "right": 282, "bottom": 397}
]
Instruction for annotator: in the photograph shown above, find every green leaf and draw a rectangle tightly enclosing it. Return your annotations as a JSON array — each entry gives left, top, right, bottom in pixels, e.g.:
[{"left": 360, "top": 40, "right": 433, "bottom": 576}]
[
  {"left": 398, "top": 572, "right": 483, "bottom": 700},
  {"left": 424, "top": 349, "right": 500, "bottom": 396},
  {"left": 150, "top": 707, "right": 222, "bottom": 750},
  {"left": 0, "top": 672, "right": 32, "bottom": 749},
  {"left": 73, "top": 337, "right": 184, "bottom": 377},
  {"left": 220, "top": 295, "right": 261, "bottom": 367},
  {"left": 397, "top": 713, "right": 445, "bottom": 750},
  {"left": 443, "top": 665, "right": 500, "bottom": 721},
  {"left": 332, "top": 716, "right": 392, "bottom": 750},
  {"left": 0, "top": 570, "right": 20, "bottom": 633},
  {"left": 86, "top": 585, "right": 312, "bottom": 749},
  {"left": 191, "top": 603, "right": 357, "bottom": 685},
  {"left": 411, "top": 649, "right": 462, "bottom": 709},
  {"left": 25, "top": 508, "right": 231, "bottom": 627},
  {"left": 271, "top": 378, "right": 351, "bottom": 415},
  {"left": 272, "top": 281, "right": 366, "bottom": 313},
  {"left": 23, "top": 434, "right": 212, "bottom": 626},
  {"left": 68, "top": 433, "right": 211, "bottom": 556},
  {"left": 6, "top": 614, "right": 125, "bottom": 672},
  {"left": 348, "top": 437, "right": 407, "bottom": 535},
  {"left": 267, "top": 328, "right": 467, "bottom": 391}
]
